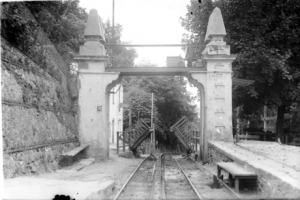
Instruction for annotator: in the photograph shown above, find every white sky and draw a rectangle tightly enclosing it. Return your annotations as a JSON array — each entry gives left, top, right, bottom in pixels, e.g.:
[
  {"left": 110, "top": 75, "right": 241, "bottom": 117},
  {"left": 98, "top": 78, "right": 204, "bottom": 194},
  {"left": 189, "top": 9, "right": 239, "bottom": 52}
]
[
  {"left": 79, "top": 0, "right": 192, "bottom": 66},
  {"left": 79, "top": 0, "right": 199, "bottom": 109}
]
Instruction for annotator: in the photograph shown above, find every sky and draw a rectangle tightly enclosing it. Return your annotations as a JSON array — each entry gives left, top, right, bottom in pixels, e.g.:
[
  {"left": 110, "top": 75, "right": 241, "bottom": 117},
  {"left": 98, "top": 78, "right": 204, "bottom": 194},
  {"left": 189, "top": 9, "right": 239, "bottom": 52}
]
[
  {"left": 79, "top": 0, "right": 192, "bottom": 66},
  {"left": 79, "top": 0, "right": 200, "bottom": 109}
]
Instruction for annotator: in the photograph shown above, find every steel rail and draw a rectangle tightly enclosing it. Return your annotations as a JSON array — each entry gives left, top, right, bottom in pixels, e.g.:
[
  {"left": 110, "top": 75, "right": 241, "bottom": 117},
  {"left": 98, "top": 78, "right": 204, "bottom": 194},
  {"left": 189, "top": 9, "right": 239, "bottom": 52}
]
[
  {"left": 113, "top": 155, "right": 151, "bottom": 200},
  {"left": 160, "top": 153, "right": 172, "bottom": 200},
  {"left": 174, "top": 159, "right": 203, "bottom": 200},
  {"left": 150, "top": 161, "right": 157, "bottom": 200},
  {"left": 186, "top": 157, "right": 243, "bottom": 200}
]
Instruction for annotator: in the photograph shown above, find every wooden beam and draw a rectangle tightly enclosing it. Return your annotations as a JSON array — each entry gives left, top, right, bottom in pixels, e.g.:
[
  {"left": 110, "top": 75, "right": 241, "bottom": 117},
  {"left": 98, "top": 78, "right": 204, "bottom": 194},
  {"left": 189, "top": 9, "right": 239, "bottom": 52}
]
[
  {"left": 105, "top": 67, "right": 205, "bottom": 76},
  {"left": 105, "top": 67, "right": 254, "bottom": 87},
  {"left": 105, "top": 44, "right": 207, "bottom": 47}
]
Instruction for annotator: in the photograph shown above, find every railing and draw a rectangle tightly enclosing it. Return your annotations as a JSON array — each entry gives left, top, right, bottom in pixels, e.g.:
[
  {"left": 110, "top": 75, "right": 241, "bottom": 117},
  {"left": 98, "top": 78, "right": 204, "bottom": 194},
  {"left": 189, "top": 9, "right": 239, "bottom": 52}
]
[
  {"left": 116, "top": 119, "right": 150, "bottom": 154},
  {"left": 170, "top": 116, "right": 199, "bottom": 152},
  {"left": 190, "top": 130, "right": 199, "bottom": 152}
]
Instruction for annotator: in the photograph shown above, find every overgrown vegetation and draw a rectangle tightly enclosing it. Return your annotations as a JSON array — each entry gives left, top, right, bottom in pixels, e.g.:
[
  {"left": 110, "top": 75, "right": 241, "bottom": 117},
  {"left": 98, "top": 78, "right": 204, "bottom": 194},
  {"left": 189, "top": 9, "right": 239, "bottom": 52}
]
[
  {"left": 1, "top": 0, "right": 87, "bottom": 70},
  {"left": 123, "top": 71, "right": 198, "bottom": 150},
  {"left": 103, "top": 20, "right": 138, "bottom": 67},
  {"left": 181, "top": 0, "right": 300, "bottom": 141}
]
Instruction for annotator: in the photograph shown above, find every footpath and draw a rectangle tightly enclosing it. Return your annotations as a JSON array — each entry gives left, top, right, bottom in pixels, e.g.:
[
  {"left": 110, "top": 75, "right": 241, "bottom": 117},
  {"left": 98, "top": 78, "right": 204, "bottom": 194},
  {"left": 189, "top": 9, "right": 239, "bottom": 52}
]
[{"left": 3, "top": 145, "right": 145, "bottom": 200}]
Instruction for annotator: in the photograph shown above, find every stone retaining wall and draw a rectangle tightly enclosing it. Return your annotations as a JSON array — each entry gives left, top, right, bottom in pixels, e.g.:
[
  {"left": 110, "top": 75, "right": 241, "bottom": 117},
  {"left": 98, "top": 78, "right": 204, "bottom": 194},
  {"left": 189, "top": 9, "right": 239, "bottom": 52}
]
[
  {"left": 208, "top": 144, "right": 300, "bottom": 198},
  {"left": 1, "top": 3, "right": 79, "bottom": 178}
]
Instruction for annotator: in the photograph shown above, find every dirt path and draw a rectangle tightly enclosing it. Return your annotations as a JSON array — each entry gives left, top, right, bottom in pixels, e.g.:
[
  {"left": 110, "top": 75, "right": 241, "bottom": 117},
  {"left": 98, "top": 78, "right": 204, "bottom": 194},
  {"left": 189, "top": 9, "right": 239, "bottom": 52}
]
[{"left": 37, "top": 149, "right": 145, "bottom": 197}]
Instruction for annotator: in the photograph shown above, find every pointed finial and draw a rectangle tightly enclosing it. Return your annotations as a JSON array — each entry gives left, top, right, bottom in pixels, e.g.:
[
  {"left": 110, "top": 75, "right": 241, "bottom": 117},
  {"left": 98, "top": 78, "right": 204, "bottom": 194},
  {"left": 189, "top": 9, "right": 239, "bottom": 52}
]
[
  {"left": 205, "top": 7, "right": 226, "bottom": 41},
  {"left": 84, "top": 9, "right": 106, "bottom": 43}
]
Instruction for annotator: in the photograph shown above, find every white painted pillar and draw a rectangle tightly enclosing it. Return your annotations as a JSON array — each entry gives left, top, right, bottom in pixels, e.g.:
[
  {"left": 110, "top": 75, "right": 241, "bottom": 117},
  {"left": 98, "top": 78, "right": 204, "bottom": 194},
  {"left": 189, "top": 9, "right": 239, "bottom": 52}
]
[
  {"left": 189, "top": 7, "right": 237, "bottom": 161},
  {"left": 74, "top": 8, "right": 120, "bottom": 158},
  {"left": 76, "top": 64, "right": 119, "bottom": 158}
]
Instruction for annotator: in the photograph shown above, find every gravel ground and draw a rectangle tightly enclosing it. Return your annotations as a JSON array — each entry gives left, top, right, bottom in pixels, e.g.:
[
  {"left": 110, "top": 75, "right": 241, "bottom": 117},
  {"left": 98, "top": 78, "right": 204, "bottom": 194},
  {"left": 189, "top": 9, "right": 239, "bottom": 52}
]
[
  {"left": 236, "top": 140, "right": 300, "bottom": 170},
  {"left": 37, "top": 149, "right": 145, "bottom": 197}
]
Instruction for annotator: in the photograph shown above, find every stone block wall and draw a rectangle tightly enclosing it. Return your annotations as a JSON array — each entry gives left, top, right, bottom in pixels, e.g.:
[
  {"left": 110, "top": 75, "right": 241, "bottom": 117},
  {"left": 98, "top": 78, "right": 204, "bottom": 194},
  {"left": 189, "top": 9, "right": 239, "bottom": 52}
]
[
  {"left": 208, "top": 145, "right": 300, "bottom": 198},
  {"left": 1, "top": 4, "right": 79, "bottom": 178},
  {"left": 208, "top": 147, "right": 233, "bottom": 164}
]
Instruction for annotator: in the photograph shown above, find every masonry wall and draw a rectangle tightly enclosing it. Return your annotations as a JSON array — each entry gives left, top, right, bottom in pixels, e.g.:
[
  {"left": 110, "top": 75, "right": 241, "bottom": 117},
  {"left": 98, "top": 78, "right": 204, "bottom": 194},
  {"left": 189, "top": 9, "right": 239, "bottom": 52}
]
[
  {"left": 1, "top": 4, "right": 79, "bottom": 178},
  {"left": 208, "top": 145, "right": 300, "bottom": 198}
]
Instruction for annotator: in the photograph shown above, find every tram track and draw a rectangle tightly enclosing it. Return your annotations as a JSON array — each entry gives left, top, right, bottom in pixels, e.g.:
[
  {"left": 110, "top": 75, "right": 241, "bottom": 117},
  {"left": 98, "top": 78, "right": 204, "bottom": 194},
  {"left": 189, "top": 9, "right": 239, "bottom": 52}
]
[
  {"left": 163, "top": 154, "right": 201, "bottom": 200},
  {"left": 114, "top": 155, "right": 157, "bottom": 200},
  {"left": 176, "top": 157, "right": 242, "bottom": 200},
  {"left": 115, "top": 153, "right": 242, "bottom": 200}
]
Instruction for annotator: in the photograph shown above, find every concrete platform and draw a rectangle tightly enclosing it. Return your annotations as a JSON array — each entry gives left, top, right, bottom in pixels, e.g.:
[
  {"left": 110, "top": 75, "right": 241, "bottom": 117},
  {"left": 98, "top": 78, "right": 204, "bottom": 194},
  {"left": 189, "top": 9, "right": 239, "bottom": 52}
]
[
  {"left": 3, "top": 177, "right": 115, "bottom": 200},
  {"left": 209, "top": 141, "right": 300, "bottom": 198}
]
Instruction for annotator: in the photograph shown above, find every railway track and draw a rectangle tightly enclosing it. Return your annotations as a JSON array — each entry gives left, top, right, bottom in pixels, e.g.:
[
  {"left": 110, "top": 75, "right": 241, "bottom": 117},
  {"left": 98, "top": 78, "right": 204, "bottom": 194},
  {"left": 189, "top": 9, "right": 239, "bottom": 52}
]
[
  {"left": 114, "top": 153, "right": 242, "bottom": 200},
  {"left": 114, "top": 155, "right": 157, "bottom": 200},
  {"left": 163, "top": 154, "right": 202, "bottom": 200},
  {"left": 176, "top": 157, "right": 241, "bottom": 200}
]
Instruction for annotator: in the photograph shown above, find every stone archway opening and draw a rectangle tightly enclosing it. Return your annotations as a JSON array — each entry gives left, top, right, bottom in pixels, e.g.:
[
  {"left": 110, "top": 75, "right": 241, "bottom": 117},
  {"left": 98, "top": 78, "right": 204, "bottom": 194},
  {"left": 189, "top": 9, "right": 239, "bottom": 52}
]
[{"left": 74, "top": 7, "right": 239, "bottom": 162}]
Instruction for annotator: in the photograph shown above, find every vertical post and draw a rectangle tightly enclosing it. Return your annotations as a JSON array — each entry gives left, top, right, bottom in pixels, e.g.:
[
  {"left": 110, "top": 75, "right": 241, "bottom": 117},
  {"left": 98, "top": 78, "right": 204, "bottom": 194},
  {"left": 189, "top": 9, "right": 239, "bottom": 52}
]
[
  {"left": 123, "top": 132, "right": 125, "bottom": 152},
  {"left": 194, "top": 130, "right": 197, "bottom": 152},
  {"left": 129, "top": 109, "right": 132, "bottom": 127},
  {"left": 196, "top": 131, "right": 198, "bottom": 152},
  {"left": 117, "top": 131, "right": 119, "bottom": 154},
  {"left": 263, "top": 106, "right": 267, "bottom": 132},
  {"left": 111, "top": 0, "right": 115, "bottom": 67},
  {"left": 195, "top": 130, "right": 197, "bottom": 151},
  {"left": 236, "top": 106, "right": 240, "bottom": 143},
  {"left": 203, "top": 105, "right": 208, "bottom": 163},
  {"left": 151, "top": 93, "right": 154, "bottom": 147},
  {"left": 236, "top": 106, "right": 240, "bottom": 135},
  {"left": 153, "top": 123, "right": 156, "bottom": 149},
  {"left": 129, "top": 131, "right": 131, "bottom": 147}
]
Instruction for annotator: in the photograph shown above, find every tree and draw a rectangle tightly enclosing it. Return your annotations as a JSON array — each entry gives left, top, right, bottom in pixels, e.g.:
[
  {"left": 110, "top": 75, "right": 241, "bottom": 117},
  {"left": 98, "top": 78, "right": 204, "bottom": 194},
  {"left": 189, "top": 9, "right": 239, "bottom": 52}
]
[
  {"left": 103, "top": 20, "right": 138, "bottom": 67},
  {"left": 180, "top": 0, "right": 300, "bottom": 142},
  {"left": 25, "top": 0, "right": 88, "bottom": 65},
  {"left": 124, "top": 68, "right": 198, "bottom": 149},
  {"left": 1, "top": 0, "right": 88, "bottom": 69},
  {"left": 123, "top": 85, "right": 160, "bottom": 127}
]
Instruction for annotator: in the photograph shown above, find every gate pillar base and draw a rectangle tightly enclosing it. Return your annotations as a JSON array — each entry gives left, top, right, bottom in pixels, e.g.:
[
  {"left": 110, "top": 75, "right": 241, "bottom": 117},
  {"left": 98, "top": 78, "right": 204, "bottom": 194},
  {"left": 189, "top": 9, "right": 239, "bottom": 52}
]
[{"left": 76, "top": 64, "right": 120, "bottom": 158}]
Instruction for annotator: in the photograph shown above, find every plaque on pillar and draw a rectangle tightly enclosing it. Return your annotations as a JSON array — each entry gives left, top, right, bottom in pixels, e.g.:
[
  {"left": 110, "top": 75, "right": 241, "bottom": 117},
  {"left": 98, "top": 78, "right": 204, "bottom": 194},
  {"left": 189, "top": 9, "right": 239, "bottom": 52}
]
[
  {"left": 214, "top": 64, "right": 224, "bottom": 69},
  {"left": 215, "top": 109, "right": 225, "bottom": 114},
  {"left": 216, "top": 73, "right": 224, "bottom": 78},
  {"left": 215, "top": 83, "right": 225, "bottom": 87}
]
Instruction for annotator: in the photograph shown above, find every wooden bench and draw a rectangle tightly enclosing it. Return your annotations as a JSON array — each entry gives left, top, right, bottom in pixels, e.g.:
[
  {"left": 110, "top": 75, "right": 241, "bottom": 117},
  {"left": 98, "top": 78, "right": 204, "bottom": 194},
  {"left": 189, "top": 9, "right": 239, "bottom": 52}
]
[
  {"left": 59, "top": 144, "right": 90, "bottom": 167},
  {"left": 216, "top": 162, "right": 257, "bottom": 193},
  {"left": 236, "top": 134, "right": 260, "bottom": 143},
  {"left": 237, "top": 135, "right": 260, "bottom": 140},
  {"left": 290, "top": 137, "right": 300, "bottom": 146}
]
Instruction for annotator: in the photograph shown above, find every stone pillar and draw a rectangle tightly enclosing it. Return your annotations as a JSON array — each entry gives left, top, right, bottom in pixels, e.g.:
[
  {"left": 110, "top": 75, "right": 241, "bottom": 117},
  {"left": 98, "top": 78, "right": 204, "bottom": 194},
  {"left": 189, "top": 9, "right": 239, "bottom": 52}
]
[
  {"left": 191, "top": 7, "right": 236, "bottom": 146},
  {"left": 74, "top": 9, "right": 120, "bottom": 158},
  {"left": 202, "top": 50, "right": 235, "bottom": 142},
  {"left": 204, "top": 7, "right": 236, "bottom": 142}
]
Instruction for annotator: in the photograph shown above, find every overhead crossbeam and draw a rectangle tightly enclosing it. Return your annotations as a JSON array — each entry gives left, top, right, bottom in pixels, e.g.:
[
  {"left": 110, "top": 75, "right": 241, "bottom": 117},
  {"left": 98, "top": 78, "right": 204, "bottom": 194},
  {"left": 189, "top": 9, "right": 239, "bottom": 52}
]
[
  {"left": 105, "top": 44, "right": 207, "bottom": 48},
  {"left": 105, "top": 67, "right": 205, "bottom": 76}
]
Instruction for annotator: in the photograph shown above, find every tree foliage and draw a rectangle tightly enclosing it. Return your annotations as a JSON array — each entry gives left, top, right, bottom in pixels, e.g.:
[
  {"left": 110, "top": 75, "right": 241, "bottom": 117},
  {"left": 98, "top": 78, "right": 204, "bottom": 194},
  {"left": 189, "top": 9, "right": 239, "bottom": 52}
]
[
  {"left": 123, "top": 70, "right": 198, "bottom": 148},
  {"left": 181, "top": 0, "right": 300, "bottom": 140},
  {"left": 103, "top": 20, "right": 138, "bottom": 67},
  {"left": 26, "top": 0, "right": 87, "bottom": 65},
  {"left": 1, "top": 0, "right": 88, "bottom": 67}
]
